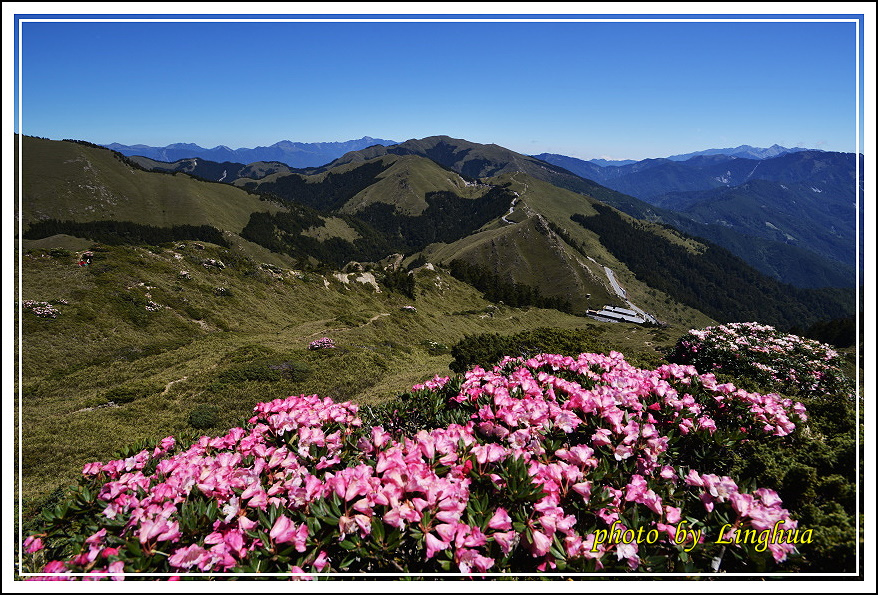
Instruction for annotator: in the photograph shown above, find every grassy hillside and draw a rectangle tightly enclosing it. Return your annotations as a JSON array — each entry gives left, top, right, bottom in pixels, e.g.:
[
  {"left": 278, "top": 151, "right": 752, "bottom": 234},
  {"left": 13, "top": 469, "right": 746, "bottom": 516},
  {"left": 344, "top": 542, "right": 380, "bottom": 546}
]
[
  {"left": 327, "top": 135, "right": 662, "bottom": 217},
  {"left": 424, "top": 216, "right": 620, "bottom": 313},
  {"left": 19, "top": 136, "right": 285, "bottom": 233},
  {"left": 330, "top": 137, "right": 858, "bottom": 290},
  {"left": 571, "top": 204, "right": 854, "bottom": 329},
  {"left": 339, "top": 155, "right": 484, "bottom": 216},
  {"left": 422, "top": 172, "right": 715, "bottom": 327}
]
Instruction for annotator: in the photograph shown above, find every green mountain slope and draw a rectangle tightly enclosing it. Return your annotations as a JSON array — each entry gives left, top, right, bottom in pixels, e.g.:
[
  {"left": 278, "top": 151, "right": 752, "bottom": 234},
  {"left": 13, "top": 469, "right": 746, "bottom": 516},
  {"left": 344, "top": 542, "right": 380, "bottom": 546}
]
[
  {"left": 19, "top": 136, "right": 286, "bottom": 234},
  {"left": 533, "top": 150, "right": 860, "bottom": 288},
  {"left": 330, "top": 137, "right": 856, "bottom": 289},
  {"left": 18, "top": 135, "right": 855, "bottom": 330},
  {"left": 327, "top": 135, "right": 663, "bottom": 216},
  {"left": 419, "top": 167, "right": 852, "bottom": 329},
  {"left": 569, "top": 204, "right": 853, "bottom": 329},
  {"left": 339, "top": 154, "right": 484, "bottom": 216}
]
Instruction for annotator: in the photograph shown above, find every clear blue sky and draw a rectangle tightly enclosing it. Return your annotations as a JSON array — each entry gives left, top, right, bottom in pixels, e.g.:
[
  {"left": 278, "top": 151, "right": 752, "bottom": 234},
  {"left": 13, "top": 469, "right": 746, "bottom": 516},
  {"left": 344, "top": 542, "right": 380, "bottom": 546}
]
[{"left": 14, "top": 15, "right": 864, "bottom": 160}]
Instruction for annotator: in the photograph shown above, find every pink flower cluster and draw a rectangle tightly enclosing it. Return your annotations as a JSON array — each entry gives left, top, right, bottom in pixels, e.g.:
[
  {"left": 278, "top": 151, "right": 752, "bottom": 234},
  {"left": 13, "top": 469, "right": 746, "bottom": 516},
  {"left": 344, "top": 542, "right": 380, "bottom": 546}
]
[
  {"left": 411, "top": 375, "right": 450, "bottom": 392},
  {"left": 26, "top": 352, "right": 805, "bottom": 578},
  {"left": 684, "top": 470, "right": 799, "bottom": 562},
  {"left": 23, "top": 300, "right": 60, "bottom": 318},
  {"left": 308, "top": 337, "right": 336, "bottom": 350}
]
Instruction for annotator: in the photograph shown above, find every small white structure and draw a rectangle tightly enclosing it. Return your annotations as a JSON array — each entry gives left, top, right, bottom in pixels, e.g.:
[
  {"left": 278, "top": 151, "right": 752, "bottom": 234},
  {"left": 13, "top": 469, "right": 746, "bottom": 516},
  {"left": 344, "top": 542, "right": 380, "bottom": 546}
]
[{"left": 586, "top": 306, "right": 646, "bottom": 324}]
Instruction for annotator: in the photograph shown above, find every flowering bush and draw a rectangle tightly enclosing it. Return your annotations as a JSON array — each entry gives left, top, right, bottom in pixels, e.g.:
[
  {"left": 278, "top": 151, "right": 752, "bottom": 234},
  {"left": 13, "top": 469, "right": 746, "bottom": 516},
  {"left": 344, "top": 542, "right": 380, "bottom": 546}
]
[
  {"left": 23, "top": 351, "right": 811, "bottom": 579},
  {"left": 23, "top": 300, "right": 61, "bottom": 318},
  {"left": 665, "top": 322, "right": 857, "bottom": 572},
  {"left": 668, "top": 322, "right": 852, "bottom": 398},
  {"left": 308, "top": 337, "right": 336, "bottom": 351}
]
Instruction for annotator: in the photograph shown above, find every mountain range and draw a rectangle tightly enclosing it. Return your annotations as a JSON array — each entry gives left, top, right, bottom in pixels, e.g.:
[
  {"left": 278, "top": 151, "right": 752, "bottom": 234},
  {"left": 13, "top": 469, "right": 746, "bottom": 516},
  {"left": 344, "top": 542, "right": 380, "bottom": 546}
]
[
  {"left": 664, "top": 144, "right": 814, "bottom": 161},
  {"left": 20, "top": 134, "right": 854, "bottom": 331},
  {"left": 578, "top": 145, "right": 812, "bottom": 168},
  {"left": 105, "top": 139, "right": 814, "bottom": 171},
  {"left": 104, "top": 136, "right": 398, "bottom": 169},
  {"left": 109, "top": 135, "right": 859, "bottom": 290},
  {"left": 532, "top": 149, "right": 860, "bottom": 288}
]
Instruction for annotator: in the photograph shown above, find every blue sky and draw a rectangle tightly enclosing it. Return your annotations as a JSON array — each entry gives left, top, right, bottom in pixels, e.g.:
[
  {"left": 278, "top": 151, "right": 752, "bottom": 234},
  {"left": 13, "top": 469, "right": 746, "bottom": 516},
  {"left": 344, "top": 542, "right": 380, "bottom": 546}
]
[{"left": 14, "top": 13, "right": 865, "bottom": 160}]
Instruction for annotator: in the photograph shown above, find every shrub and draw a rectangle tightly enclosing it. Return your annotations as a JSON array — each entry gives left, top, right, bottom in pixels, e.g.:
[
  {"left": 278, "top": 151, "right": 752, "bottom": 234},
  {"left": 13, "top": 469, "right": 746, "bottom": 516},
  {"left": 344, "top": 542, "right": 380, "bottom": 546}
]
[
  {"left": 309, "top": 337, "right": 336, "bottom": 350},
  {"left": 103, "top": 380, "right": 163, "bottom": 405},
  {"left": 450, "top": 327, "right": 606, "bottom": 373},
  {"left": 145, "top": 301, "right": 163, "bottom": 312},
  {"left": 334, "top": 311, "right": 369, "bottom": 327},
  {"left": 22, "top": 300, "right": 60, "bottom": 319},
  {"left": 267, "top": 360, "right": 311, "bottom": 382},
  {"left": 216, "top": 359, "right": 311, "bottom": 384},
  {"left": 667, "top": 322, "right": 858, "bottom": 572},
  {"left": 421, "top": 340, "right": 449, "bottom": 356},
  {"left": 183, "top": 305, "right": 206, "bottom": 320},
  {"left": 188, "top": 405, "right": 219, "bottom": 430},
  {"left": 23, "top": 352, "right": 818, "bottom": 578}
]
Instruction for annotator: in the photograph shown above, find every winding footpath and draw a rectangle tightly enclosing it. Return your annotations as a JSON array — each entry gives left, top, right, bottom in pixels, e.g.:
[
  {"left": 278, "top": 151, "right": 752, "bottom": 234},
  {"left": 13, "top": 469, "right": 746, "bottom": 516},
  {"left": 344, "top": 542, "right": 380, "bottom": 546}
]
[{"left": 502, "top": 174, "right": 528, "bottom": 224}]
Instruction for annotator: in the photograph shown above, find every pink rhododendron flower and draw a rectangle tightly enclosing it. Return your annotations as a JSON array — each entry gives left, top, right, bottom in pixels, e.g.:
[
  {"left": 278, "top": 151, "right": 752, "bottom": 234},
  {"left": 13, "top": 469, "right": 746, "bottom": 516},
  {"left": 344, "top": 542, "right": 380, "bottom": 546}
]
[
  {"left": 529, "top": 528, "right": 552, "bottom": 557},
  {"left": 487, "top": 507, "right": 513, "bottom": 531},
  {"left": 24, "top": 536, "right": 44, "bottom": 553},
  {"left": 168, "top": 544, "right": 209, "bottom": 569}
]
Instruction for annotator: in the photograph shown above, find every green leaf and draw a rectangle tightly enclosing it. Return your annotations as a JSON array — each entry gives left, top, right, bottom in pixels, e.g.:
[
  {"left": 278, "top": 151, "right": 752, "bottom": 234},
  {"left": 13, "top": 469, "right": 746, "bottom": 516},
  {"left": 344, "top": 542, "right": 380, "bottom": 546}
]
[
  {"left": 339, "top": 539, "right": 357, "bottom": 551},
  {"left": 126, "top": 540, "right": 143, "bottom": 557},
  {"left": 371, "top": 517, "right": 386, "bottom": 541}
]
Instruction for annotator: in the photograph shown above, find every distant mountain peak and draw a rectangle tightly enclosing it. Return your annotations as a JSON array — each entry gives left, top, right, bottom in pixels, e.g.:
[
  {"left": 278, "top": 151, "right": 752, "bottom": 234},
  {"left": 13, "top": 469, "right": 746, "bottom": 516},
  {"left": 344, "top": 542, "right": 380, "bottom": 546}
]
[{"left": 666, "top": 145, "right": 815, "bottom": 162}]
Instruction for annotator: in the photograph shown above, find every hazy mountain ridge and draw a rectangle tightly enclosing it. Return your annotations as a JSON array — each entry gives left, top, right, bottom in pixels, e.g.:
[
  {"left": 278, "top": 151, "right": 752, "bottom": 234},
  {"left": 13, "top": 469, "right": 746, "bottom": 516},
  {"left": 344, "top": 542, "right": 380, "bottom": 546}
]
[
  {"left": 104, "top": 136, "right": 399, "bottom": 168},
  {"left": 665, "top": 144, "right": 814, "bottom": 161},
  {"left": 534, "top": 144, "right": 812, "bottom": 171},
  {"left": 533, "top": 149, "right": 856, "bottom": 201}
]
